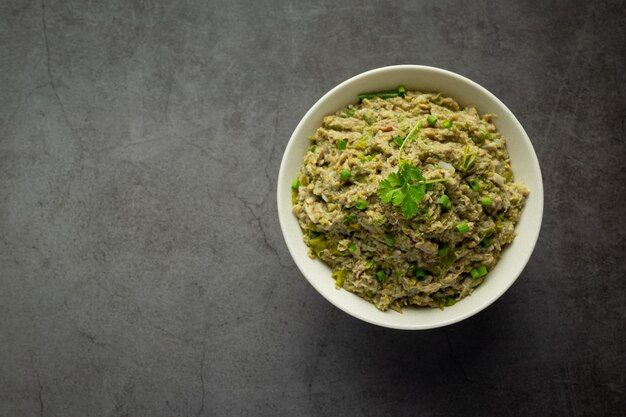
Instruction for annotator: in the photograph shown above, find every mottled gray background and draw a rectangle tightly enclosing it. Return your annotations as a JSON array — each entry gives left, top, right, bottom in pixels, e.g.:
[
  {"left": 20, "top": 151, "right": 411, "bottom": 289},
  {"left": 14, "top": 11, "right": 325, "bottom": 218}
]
[{"left": 1, "top": 0, "right": 625, "bottom": 416}]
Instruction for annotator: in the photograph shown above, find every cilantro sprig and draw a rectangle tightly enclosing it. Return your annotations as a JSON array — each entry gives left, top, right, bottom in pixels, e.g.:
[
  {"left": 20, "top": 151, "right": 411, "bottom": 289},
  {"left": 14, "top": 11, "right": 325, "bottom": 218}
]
[
  {"left": 378, "top": 121, "right": 447, "bottom": 218},
  {"left": 378, "top": 163, "right": 446, "bottom": 218}
]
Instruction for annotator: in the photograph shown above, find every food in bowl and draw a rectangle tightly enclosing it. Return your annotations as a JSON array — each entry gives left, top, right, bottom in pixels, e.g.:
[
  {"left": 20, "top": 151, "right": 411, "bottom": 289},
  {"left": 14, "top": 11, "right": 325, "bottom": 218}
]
[{"left": 291, "top": 86, "right": 528, "bottom": 311}]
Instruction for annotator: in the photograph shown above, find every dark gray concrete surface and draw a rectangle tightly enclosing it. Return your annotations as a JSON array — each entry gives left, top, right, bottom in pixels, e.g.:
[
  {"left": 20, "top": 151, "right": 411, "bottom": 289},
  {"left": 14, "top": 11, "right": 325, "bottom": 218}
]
[{"left": 1, "top": 0, "right": 625, "bottom": 416}]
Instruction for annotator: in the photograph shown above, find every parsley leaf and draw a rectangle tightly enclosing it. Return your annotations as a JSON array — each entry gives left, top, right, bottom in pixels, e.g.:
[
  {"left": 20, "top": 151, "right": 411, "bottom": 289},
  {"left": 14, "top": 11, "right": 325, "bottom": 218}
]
[
  {"left": 378, "top": 163, "right": 446, "bottom": 218},
  {"left": 387, "top": 172, "right": 404, "bottom": 187},
  {"left": 378, "top": 164, "right": 427, "bottom": 218},
  {"left": 378, "top": 172, "right": 405, "bottom": 203},
  {"left": 378, "top": 121, "right": 447, "bottom": 218},
  {"left": 400, "top": 163, "right": 424, "bottom": 182},
  {"left": 378, "top": 180, "right": 398, "bottom": 203},
  {"left": 400, "top": 187, "right": 420, "bottom": 218}
]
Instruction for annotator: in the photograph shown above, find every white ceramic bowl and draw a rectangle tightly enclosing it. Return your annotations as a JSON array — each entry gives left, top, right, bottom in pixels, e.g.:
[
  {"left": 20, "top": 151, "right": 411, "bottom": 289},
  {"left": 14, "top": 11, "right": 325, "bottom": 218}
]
[{"left": 277, "top": 65, "right": 543, "bottom": 330}]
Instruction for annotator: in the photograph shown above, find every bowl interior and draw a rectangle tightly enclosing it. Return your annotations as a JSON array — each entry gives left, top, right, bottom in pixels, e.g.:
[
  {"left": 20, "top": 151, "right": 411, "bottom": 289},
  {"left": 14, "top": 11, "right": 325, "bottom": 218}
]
[{"left": 277, "top": 65, "right": 543, "bottom": 330}]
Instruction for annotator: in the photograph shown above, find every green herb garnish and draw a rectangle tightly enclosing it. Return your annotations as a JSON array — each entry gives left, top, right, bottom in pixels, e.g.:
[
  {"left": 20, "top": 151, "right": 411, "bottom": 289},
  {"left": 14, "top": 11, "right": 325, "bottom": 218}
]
[
  {"left": 347, "top": 243, "right": 357, "bottom": 253},
  {"left": 378, "top": 163, "right": 446, "bottom": 218},
  {"left": 291, "top": 179, "right": 300, "bottom": 190},
  {"left": 470, "top": 265, "right": 488, "bottom": 280},
  {"left": 479, "top": 196, "right": 493, "bottom": 206},
  {"left": 378, "top": 164, "right": 422, "bottom": 218},
  {"left": 443, "top": 120, "right": 453, "bottom": 129},
  {"left": 427, "top": 115, "right": 437, "bottom": 126},
  {"left": 340, "top": 169, "right": 351, "bottom": 182},
  {"left": 438, "top": 194, "right": 452, "bottom": 211},
  {"left": 384, "top": 234, "right": 395, "bottom": 247},
  {"left": 358, "top": 85, "right": 406, "bottom": 101},
  {"left": 415, "top": 268, "right": 427, "bottom": 280},
  {"left": 355, "top": 199, "right": 368, "bottom": 210},
  {"left": 377, "top": 121, "right": 448, "bottom": 218},
  {"left": 443, "top": 297, "right": 457, "bottom": 307},
  {"left": 336, "top": 139, "right": 347, "bottom": 150},
  {"left": 375, "top": 270, "right": 387, "bottom": 282},
  {"left": 456, "top": 222, "right": 470, "bottom": 234},
  {"left": 344, "top": 213, "right": 357, "bottom": 223}
]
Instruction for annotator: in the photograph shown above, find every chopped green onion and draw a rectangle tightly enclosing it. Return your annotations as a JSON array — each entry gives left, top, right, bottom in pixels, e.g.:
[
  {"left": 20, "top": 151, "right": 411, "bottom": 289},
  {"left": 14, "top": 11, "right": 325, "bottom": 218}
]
[
  {"left": 345, "top": 107, "right": 356, "bottom": 117},
  {"left": 456, "top": 222, "right": 470, "bottom": 234},
  {"left": 480, "top": 237, "right": 491, "bottom": 247},
  {"left": 355, "top": 199, "right": 368, "bottom": 210},
  {"left": 340, "top": 169, "right": 351, "bottom": 182},
  {"left": 479, "top": 196, "right": 493, "bottom": 206},
  {"left": 291, "top": 179, "right": 300, "bottom": 190},
  {"left": 438, "top": 244, "right": 449, "bottom": 257},
  {"left": 358, "top": 92, "right": 399, "bottom": 100},
  {"left": 393, "top": 136, "right": 404, "bottom": 146},
  {"left": 438, "top": 194, "right": 452, "bottom": 210},
  {"left": 384, "top": 234, "right": 395, "bottom": 247},
  {"left": 415, "top": 268, "right": 427, "bottom": 280},
  {"left": 375, "top": 270, "right": 386, "bottom": 282},
  {"left": 336, "top": 139, "right": 347, "bottom": 150},
  {"left": 309, "top": 145, "right": 317, "bottom": 152},
  {"left": 358, "top": 85, "right": 406, "bottom": 101},
  {"left": 427, "top": 115, "right": 437, "bottom": 126},
  {"left": 469, "top": 179, "right": 481, "bottom": 192},
  {"left": 347, "top": 243, "right": 357, "bottom": 253},
  {"left": 443, "top": 297, "right": 456, "bottom": 307},
  {"left": 443, "top": 120, "right": 453, "bottom": 128},
  {"left": 470, "top": 265, "right": 488, "bottom": 279},
  {"left": 344, "top": 213, "right": 357, "bottom": 223}
]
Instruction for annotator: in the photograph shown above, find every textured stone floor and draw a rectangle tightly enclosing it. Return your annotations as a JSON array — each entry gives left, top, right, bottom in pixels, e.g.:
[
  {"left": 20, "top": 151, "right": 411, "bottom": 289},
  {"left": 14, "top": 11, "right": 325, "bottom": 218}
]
[{"left": 1, "top": 1, "right": 624, "bottom": 416}]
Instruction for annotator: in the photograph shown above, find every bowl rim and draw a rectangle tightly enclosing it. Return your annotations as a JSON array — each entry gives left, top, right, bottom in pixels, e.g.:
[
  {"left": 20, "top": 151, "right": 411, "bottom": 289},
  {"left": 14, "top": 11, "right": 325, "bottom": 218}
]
[{"left": 277, "top": 64, "right": 543, "bottom": 330}]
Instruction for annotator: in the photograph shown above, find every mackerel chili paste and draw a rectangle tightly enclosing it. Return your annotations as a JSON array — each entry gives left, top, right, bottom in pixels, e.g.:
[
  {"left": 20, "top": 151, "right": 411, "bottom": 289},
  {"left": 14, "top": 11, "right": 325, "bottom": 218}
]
[{"left": 292, "top": 87, "right": 528, "bottom": 311}]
